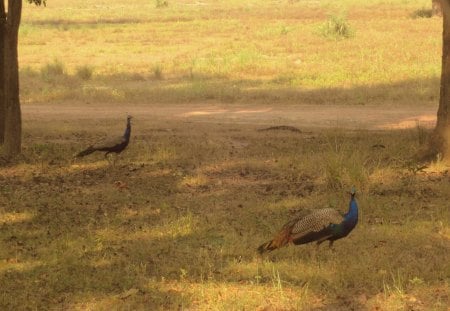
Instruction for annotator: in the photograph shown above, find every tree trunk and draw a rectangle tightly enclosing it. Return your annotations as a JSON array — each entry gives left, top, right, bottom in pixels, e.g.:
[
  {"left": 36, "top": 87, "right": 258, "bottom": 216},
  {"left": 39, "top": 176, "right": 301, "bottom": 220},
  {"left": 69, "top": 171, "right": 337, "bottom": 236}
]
[
  {"left": 0, "top": 1, "right": 6, "bottom": 145},
  {"left": 3, "top": 0, "right": 22, "bottom": 157},
  {"left": 423, "top": 0, "right": 450, "bottom": 162},
  {"left": 433, "top": 0, "right": 443, "bottom": 16}
]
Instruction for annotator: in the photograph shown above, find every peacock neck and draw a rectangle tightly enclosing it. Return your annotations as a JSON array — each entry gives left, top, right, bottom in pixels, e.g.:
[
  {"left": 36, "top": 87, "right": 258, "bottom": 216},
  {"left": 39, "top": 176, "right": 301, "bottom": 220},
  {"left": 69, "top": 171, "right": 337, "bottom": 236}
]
[
  {"left": 343, "top": 195, "right": 358, "bottom": 226},
  {"left": 124, "top": 120, "right": 131, "bottom": 139}
]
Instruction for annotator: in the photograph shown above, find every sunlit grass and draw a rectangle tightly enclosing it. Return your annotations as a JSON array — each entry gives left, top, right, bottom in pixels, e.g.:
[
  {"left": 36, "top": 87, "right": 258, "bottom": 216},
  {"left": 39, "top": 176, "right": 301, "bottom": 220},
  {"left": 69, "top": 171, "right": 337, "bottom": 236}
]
[
  {"left": 0, "top": 212, "right": 35, "bottom": 224},
  {"left": 18, "top": 0, "right": 440, "bottom": 105},
  {"left": 0, "top": 260, "right": 43, "bottom": 274}
]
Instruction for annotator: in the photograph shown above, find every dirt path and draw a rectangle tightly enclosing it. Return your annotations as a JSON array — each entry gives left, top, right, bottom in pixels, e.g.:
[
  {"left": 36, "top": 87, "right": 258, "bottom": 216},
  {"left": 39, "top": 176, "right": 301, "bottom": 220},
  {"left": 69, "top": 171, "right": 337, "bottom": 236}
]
[{"left": 22, "top": 103, "right": 437, "bottom": 130}]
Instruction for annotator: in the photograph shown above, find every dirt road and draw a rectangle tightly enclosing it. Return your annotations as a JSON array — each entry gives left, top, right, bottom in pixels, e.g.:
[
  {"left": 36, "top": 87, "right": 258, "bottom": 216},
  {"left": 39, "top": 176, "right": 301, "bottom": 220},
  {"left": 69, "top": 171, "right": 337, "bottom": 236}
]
[{"left": 22, "top": 103, "right": 437, "bottom": 130}]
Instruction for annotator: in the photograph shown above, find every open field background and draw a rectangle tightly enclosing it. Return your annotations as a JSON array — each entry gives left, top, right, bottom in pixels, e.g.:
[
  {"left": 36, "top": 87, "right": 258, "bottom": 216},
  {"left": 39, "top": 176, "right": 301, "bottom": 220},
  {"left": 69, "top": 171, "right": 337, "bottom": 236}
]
[
  {"left": 1, "top": 0, "right": 449, "bottom": 310},
  {"left": 19, "top": 0, "right": 441, "bottom": 106}
]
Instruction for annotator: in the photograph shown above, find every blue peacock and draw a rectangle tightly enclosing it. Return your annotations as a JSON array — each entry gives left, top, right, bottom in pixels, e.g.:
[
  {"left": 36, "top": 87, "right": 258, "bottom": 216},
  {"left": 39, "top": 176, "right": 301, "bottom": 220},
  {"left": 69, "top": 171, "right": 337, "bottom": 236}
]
[
  {"left": 258, "top": 188, "right": 358, "bottom": 254},
  {"left": 76, "top": 115, "right": 132, "bottom": 158}
]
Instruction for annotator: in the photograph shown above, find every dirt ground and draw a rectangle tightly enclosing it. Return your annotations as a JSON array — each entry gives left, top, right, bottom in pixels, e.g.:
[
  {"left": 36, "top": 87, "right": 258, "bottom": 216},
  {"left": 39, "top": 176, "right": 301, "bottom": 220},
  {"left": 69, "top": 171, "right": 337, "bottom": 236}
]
[{"left": 22, "top": 103, "right": 437, "bottom": 130}]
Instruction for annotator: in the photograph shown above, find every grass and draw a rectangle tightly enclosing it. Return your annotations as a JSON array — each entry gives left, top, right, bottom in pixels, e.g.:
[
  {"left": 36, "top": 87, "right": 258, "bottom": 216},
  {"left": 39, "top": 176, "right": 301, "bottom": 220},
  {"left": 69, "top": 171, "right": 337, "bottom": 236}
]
[
  {"left": 411, "top": 7, "right": 434, "bottom": 18},
  {"left": 75, "top": 65, "right": 94, "bottom": 81},
  {"left": 155, "top": 0, "right": 169, "bottom": 8},
  {"left": 318, "top": 13, "right": 354, "bottom": 39},
  {"left": 1, "top": 117, "right": 449, "bottom": 310},
  {"left": 1, "top": 0, "right": 449, "bottom": 309},
  {"left": 39, "top": 59, "right": 66, "bottom": 82},
  {"left": 18, "top": 0, "right": 441, "bottom": 106}
]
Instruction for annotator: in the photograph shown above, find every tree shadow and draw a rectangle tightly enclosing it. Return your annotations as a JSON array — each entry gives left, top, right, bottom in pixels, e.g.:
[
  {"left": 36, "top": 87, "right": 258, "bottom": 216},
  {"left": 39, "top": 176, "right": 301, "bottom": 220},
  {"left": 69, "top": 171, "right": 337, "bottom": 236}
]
[
  {"left": 1, "top": 109, "right": 449, "bottom": 309},
  {"left": 20, "top": 68, "right": 440, "bottom": 108}
]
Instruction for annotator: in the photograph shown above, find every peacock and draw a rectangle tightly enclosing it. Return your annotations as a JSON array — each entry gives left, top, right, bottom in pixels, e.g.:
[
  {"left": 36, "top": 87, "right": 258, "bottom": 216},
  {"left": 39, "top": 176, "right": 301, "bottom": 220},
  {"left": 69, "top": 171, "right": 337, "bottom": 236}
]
[
  {"left": 258, "top": 188, "right": 358, "bottom": 254},
  {"left": 76, "top": 115, "right": 132, "bottom": 158}
]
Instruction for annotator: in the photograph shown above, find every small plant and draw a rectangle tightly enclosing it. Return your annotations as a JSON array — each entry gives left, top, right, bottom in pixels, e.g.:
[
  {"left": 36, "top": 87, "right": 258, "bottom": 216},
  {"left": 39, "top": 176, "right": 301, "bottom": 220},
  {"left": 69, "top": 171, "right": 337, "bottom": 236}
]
[
  {"left": 415, "top": 121, "right": 428, "bottom": 145},
  {"left": 271, "top": 266, "right": 283, "bottom": 294},
  {"left": 280, "top": 25, "right": 290, "bottom": 35},
  {"left": 40, "top": 59, "right": 65, "bottom": 81},
  {"left": 319, "top": 14, "right": 354, "bottom": 39},
  {"left": 152, "top": 64, "right": 163, "bottom": 80},
  {"left": 75, "top": 65, "right": 94, "bottom": 80},
  {"left": 155, "top": 0, "right": 168, "bottom": 8},
  {"left": 411, "top": 8, "right": 433, "bottom": 19},
  {"left": 383, "top": 270, "right": 406, "bottom": 299}
]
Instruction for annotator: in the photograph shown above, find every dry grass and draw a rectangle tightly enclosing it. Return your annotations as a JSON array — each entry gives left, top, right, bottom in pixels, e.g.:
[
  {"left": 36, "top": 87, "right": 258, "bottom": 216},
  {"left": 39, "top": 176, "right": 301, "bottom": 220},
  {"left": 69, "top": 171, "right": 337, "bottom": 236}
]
[
  {"left": 1, "top": 116, "right": 449, "bottom": 310},
  {"left": 19, "top": 0, "right": 441, "bottom": 106},
  {"left": 1, "top": 0, "right": 449, "bottom": 309}
]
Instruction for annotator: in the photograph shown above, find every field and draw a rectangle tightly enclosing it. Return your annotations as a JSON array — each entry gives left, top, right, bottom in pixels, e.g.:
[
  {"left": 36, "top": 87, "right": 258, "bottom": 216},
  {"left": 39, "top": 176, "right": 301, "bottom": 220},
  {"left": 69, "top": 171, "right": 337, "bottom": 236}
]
[{"left": 1, "top": 0, "right": 450, "bottom": 310}]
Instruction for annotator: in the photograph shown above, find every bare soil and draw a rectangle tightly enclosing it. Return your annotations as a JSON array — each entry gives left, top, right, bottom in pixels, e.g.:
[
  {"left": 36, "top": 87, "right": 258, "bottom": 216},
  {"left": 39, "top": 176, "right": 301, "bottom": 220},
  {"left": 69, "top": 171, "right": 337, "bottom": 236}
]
[{"left": 22, "top": 103, "right": 437, "bottom": 130}]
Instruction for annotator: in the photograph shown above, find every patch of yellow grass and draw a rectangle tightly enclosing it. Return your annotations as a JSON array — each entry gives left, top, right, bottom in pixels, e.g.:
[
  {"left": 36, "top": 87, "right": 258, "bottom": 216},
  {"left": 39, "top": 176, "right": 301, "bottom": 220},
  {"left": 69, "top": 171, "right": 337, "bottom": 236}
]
[
  {"left": 0, "top": 260, "right": 43, "bottom": 273},
  {"left": 0, "top": 211, "right": 35, "bottom": 224},
  {"left": 179, "top": 174, "right": 210, "bottom": 188},
  {"left": 18, "top": 0, "right": 441, "bottom": 105}
]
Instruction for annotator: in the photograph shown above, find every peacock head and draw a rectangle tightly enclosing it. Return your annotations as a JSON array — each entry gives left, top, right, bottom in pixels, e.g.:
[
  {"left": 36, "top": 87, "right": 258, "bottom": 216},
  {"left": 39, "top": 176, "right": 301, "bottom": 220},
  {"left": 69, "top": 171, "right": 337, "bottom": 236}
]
[
  {"left": 350, "top": 186, "right": 356, "bottom": 198},
  {"left": 126, "top": 114, "right": 133, "bottom": 123}
]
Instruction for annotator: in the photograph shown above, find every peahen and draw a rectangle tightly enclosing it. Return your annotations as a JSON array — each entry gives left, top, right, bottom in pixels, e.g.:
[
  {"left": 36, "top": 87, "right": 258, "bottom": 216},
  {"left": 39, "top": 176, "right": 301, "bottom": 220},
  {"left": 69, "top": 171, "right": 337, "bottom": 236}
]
[
  {"left": 76, "top": 115, "right": 132, "bottom": 158},
  {"left": 258, "top": 188, "right": 358, "bottom": 254}
]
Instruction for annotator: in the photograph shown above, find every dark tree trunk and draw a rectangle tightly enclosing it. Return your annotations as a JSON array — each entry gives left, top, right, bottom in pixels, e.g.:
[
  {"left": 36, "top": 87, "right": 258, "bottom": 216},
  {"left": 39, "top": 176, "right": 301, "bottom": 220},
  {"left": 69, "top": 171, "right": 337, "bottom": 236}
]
[
  {"left": 0, "top": 0, "right": 5, "bottom": 145},
  {"left": 3, "top": 0, "right": 22, "bottom": 157},
  {"left": 423, "top": 0, "right": 450, "bottom": 161}
]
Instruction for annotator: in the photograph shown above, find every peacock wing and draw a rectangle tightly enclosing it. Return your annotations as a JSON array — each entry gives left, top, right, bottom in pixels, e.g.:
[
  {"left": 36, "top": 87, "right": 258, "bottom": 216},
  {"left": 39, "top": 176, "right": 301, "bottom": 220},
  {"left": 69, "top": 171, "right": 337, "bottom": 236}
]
[
  {"left": 92, "top": 135, "right": 125, "bottom": 150},
  {"left": 279, "top": 209, "right": 313, "bottom": 229},
  {"left": 290, "top": 208, "right": 343, "bottom": 236}
]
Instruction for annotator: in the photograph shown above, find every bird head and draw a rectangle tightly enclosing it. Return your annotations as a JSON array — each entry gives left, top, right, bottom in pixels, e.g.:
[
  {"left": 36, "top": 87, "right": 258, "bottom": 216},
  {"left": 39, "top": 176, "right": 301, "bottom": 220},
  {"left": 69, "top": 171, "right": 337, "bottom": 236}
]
[
  {"left": 126, "top": 114, "right": 133, "bottom": 123},
  {"left": 350, "top": 186, "right": 356, "bottom": 198}
]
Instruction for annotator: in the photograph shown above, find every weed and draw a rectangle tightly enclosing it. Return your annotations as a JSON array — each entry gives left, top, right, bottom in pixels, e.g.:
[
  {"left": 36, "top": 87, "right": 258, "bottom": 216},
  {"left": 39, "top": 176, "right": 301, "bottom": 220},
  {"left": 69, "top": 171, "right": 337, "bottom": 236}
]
[
  {"left": 322, "top": 133, "right": 369, "bottom": 191},
  {"left": 415, "top": 121, "right": 428, "bottom": 145},
  {"left": 76, "top": 65, "right": 94, "bottom": 81},
  {"left": 155, "top": 0, "right": 168, "bottom": 8},
  {"left": 411, "top": 8, "right": 433, "bottom": 18},
  {"left": 40, "top": 59, "right": 66, "bottom": 81},
  {"left": 271, "top": 265, "right": 284, "bottom": 294},
  {"left": 383, "top": 270, "right": 406, "bottom": 299},
  {"left": 152, "top": 64, "right": 163, "bottom": 80},
  {"left": 318, "top": 13, "right": 354, "bottom": 39}
]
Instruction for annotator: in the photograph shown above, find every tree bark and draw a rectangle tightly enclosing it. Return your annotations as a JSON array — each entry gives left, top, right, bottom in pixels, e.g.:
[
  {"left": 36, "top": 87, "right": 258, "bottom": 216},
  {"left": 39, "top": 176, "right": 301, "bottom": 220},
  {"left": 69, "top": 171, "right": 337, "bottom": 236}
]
[
  {"left": 425, "top": 0, "right": 450, "bottom": 161},
  {"left": 3, "top": 0, "right": 22, "bottom": 157},
  {"left": 0, "top": 0, "right": 6, "bottom": 145}
]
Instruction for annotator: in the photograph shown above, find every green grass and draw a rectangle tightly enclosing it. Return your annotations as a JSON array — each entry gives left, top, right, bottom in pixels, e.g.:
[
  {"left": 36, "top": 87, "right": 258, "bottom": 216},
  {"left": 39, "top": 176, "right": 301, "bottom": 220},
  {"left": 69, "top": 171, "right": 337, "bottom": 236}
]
[
  {"left": 318, "top": 13, "right": 354, "bottom": 39},
  {"left": 1, "top": 117, "right": 449, "bottom": 310}
]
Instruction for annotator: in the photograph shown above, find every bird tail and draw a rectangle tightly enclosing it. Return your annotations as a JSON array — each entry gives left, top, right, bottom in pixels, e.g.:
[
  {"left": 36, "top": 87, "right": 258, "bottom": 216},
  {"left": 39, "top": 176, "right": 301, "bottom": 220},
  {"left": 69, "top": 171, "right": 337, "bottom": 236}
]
[
  {"left": 75, "top": 146, "right": 95, "bottom": 158},
  {"left": 257, "top": 240, "right": 278, "bottom": 254},
  {"left": 257, "top": 225, "right": 292, "bottom": 254}
]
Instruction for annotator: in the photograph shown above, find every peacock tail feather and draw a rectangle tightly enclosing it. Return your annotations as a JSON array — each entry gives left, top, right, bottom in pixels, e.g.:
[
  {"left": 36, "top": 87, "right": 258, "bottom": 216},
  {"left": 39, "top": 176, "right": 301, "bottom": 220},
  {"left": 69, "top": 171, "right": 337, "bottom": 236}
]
[{"left": 257, "top": 189, "right": 358, "bottom": 254}]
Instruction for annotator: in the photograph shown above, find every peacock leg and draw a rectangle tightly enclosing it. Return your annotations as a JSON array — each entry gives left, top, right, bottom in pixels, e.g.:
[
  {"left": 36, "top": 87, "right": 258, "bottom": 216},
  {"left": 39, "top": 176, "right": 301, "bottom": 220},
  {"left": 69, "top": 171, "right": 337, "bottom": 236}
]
[
  {"left": 112, "top": 154, "right": 118, "bottom": 167},
  {"left": 105, "top": 153, "right": 114, "bottom": 166},
  {"left": 328, "top": 240, "right": 335, "bottom": 252}
]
